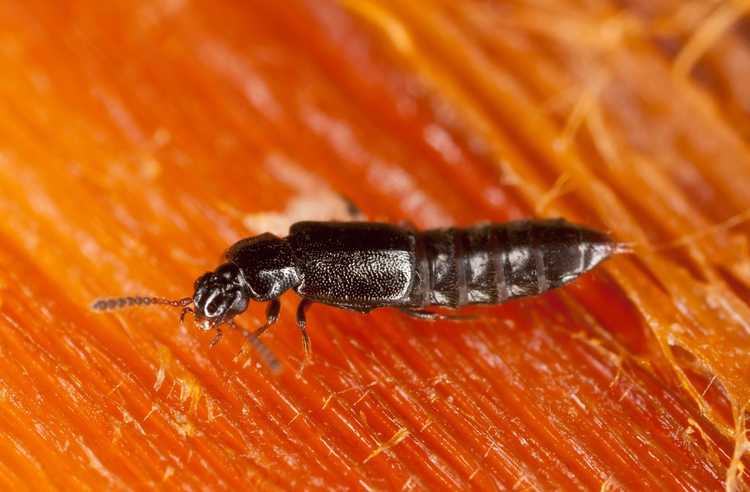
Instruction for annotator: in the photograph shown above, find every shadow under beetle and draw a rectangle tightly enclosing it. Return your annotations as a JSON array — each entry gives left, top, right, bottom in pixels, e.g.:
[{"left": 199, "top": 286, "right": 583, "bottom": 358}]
[{"left": 93, "top": 219, "right": 622, "bottom": 371}]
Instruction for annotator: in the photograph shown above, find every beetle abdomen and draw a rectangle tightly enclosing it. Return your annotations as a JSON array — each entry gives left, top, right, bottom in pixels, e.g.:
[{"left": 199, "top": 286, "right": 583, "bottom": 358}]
[{"left": 409, "top": 219, "right": 616, "bottom": 308}]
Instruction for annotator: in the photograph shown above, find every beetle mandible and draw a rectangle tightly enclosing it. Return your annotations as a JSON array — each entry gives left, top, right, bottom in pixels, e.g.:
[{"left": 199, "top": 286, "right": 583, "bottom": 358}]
[{"left": 93, "top": 219, "right": 621, "bottom": 370}]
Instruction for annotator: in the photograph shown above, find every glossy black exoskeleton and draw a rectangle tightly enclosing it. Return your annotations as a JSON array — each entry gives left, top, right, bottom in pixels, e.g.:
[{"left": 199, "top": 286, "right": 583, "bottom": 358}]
[{"left": 93, "top": 219, "right": 620, "bottom": 370}]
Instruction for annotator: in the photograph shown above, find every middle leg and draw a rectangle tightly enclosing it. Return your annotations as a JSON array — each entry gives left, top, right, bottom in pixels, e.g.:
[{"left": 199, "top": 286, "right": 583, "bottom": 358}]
[{"left": 296, "top": 298, "right": 314, "bottom": 365}]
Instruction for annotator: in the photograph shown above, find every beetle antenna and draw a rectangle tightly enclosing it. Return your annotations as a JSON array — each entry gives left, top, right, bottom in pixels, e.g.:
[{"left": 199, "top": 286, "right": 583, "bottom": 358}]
[
  {"left": 244, "top": 332, "right": 282, "bottom": 373},
  {"left": 228, "top": 319, "right": 281, "bottom": 373},
  {"left": 91, "top": 296, "right": 193, "bottom": 311}
]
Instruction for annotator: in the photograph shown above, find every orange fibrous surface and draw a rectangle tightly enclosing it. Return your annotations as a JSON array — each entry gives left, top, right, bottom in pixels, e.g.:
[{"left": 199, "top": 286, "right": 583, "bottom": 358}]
[{"left": 0, "top": 0, "right": 748, "bottom": 490}]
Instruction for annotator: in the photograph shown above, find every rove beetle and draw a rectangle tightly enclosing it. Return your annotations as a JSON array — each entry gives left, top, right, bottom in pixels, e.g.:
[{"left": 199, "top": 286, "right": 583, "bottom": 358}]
[{"left": 93, "top": 219, "right": 621, "bottom": 371}]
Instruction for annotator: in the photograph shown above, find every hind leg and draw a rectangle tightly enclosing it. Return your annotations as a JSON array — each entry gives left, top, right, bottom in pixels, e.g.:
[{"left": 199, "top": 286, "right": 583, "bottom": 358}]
[
  {"left": 338, "top": 194, "right": 363, "bottom": 219},
  {"left": 399, "top": 308, "right": 475, "bottom": 321}
]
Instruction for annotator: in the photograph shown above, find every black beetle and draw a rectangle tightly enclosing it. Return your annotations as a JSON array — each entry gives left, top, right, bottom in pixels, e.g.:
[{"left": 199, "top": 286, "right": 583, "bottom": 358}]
[{"left": 94, "top": 219, "right": 620, "bottom": 370}]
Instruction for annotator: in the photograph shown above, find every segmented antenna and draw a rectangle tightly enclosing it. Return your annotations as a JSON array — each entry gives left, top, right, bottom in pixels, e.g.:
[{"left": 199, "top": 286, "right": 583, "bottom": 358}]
[
  {"left": 93, "top": 296, "right": 281, "bottom": 372},
  {"left": 245, "top": 333, "right": 282, "bottom": 373},
  {"left": 231, "top": 320, "right": 281, "bottom": 373},
  {"left": 91, "top": 296, "right": 193, "bottom": 311}
]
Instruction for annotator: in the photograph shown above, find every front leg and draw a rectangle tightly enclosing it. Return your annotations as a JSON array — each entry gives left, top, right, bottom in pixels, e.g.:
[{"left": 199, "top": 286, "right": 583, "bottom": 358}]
[
  {"left": 252, "top": 299, "right": 281, "bottom": 338},
  {"left": 211, "top": 300, "right": 280, "bottom": 349},
  {"left": 209, "top": 327, "right": 223, "bottom": 347}
]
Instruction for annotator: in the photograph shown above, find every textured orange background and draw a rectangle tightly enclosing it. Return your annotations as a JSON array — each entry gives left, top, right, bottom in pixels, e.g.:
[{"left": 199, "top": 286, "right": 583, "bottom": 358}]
[{"left": 0, "top": 1, "right": 748, "bottom": 490}]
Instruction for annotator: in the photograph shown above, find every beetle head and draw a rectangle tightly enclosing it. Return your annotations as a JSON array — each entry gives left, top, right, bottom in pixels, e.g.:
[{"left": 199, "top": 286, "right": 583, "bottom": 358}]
[
  {"left": 91, "top": 263, "right": 281, "bottom": 371},
  {"left": 191, "top": 263, "right": 249, "bottom": 330}
]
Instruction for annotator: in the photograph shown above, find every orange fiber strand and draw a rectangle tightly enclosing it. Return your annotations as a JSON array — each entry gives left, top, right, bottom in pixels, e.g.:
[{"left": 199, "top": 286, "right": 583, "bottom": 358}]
[{"left": 0, "top": 0, "right": 748, "bottom": 490}]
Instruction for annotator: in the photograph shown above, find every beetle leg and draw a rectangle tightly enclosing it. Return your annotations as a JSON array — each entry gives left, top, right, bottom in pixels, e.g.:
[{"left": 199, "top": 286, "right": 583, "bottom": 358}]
[
  {"left": 252, "top": 299, "right": 281, "bottom": 338},
  {"left": 398, "top": 220, "right": 417, "bottom": 230},
  {"left": 296, "top": 299, "right": 313, "bottom": 365},
  {"left": 399, "top": 308, "right": 475, "bottom": 321},
  {"left": 230, "top": 319, "right": 281, "bottom": 373},
  {"left": 338, "top": 194, "right": 365, "bottom": 220},
  {"left": 179, "top": 306, "right": 194, "bottom": 329},
  {"left": 209, "top": 327, "right": 223, "bottom": 347}
]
